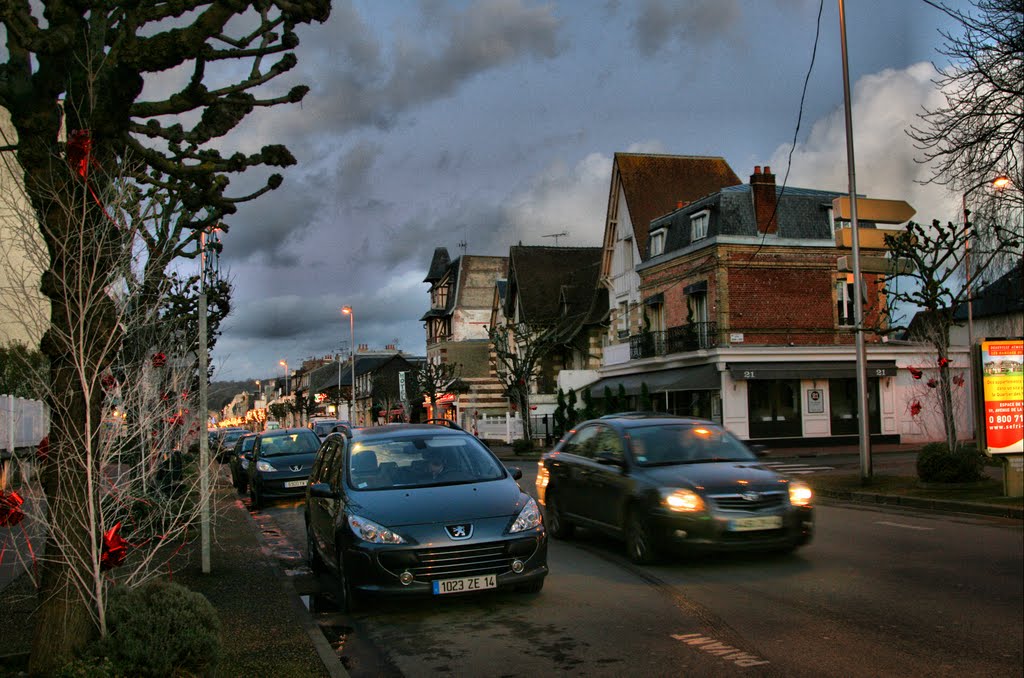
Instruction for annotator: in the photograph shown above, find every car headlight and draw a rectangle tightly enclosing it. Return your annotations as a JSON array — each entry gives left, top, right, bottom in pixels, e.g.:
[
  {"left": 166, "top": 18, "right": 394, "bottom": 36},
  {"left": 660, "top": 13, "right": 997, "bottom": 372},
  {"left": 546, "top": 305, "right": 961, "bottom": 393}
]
[
  {"left": 255, "top": 460, "right": 277, "bottom": 472},
  {"left": 347, "top": 513, "right": 405, "bottom": 544},
  {"left": 659, "top": 488, "right": 705, "bottom": 512},
  {"left": 789, "top": 481, "right": 813, "bottom": 507},
  {"left": 510, "top": 496, "right": 542, "bottom": 533}
]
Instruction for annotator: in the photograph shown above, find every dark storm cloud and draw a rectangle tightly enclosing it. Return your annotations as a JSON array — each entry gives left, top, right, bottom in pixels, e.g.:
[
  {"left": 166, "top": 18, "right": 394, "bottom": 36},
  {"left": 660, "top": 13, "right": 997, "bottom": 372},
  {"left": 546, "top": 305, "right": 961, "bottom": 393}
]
[
  {"left": 632, "top": 0, "right": 742, "bottom": 56},
  {"left": 295, "top": 0, "right": 564, "bottom": 134},
  {"left": 227, "top": 295, "right": 341, "bottom": 339}
]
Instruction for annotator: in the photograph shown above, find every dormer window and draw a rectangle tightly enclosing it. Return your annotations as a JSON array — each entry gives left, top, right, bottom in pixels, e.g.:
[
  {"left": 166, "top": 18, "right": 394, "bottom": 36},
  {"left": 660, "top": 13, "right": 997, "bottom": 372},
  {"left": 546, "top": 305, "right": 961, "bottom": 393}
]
[
  {"left": 690, "top": 210, "right": 710, "bottom": 242},
  {"left": 649, "top": 229, "right": 665, "bottom": 257}
]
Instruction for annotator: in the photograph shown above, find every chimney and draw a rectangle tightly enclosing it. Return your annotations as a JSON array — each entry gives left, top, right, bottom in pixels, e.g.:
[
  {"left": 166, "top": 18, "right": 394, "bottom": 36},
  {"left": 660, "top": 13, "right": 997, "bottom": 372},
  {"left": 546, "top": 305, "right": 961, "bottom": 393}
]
[{"left": 750, "top": 165, "right": 777, "bottom": 234}]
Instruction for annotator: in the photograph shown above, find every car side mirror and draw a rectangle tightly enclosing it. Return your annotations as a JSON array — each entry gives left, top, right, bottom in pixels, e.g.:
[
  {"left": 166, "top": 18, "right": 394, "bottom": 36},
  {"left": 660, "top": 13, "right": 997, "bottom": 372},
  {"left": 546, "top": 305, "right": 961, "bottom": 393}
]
[
  {"left": 509, "top": 467, "right": 523, "bottom": 480},
  {"left": 308, "top": 482, "right": 337, "bottom": 499},
  {"left": 595, "top": 452, "right": 624, "bottom": 467}
]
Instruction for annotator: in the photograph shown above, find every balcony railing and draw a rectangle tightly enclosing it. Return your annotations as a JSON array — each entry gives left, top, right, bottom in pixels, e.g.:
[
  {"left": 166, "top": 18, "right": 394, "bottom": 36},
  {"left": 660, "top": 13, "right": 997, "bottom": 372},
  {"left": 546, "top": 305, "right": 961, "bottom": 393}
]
[{"left": 629, "top": 322, "right": 718, "bottom": 359}]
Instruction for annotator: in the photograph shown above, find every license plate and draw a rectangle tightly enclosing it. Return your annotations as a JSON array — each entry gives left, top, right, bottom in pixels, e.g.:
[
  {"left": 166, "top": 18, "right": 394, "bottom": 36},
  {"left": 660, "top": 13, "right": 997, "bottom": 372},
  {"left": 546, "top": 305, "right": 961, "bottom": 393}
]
[
  {"left": 432, "top": 574, "right": 497, "bottom": 595},
  {"left": 283, "top": 480, "right": 306, "bottom": 489},
  {"left": 729, "top": 516, "right": 783, "bottom": 531}
]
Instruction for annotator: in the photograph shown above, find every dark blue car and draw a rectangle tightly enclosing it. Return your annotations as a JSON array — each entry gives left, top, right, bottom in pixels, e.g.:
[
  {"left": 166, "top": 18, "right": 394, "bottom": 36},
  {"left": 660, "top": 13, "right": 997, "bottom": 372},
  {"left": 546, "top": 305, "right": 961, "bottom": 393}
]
[{"left": 248, "top": 427, "right": 322, "bottom": 509}]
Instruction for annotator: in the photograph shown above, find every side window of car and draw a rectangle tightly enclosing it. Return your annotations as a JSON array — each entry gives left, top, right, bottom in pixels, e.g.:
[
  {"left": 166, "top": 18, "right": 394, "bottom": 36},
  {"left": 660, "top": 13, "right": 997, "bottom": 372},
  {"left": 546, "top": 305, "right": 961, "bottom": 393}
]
[
  {"left": 328, "top": 439, "right": 348, "bottom": 488},
  {"left": 565, "top": 426, "right": 600, "bottom": 459},
  {"left": 593, "top": 426, "right": 625, "bottom": 463},
  {"left": 310, "top": 440, "right": 333, "bottom": 483}
]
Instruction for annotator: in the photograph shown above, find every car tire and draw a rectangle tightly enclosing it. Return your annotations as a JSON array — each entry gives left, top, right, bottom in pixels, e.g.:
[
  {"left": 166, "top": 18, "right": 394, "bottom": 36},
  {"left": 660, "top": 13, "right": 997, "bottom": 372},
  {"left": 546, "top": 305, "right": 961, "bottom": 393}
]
[
  {"left": 307, "top": 523, "right": 324, "bottom": 574},
  {"left": 544, "top": 493, "right": 575, "bottom": 539},
  {"left": 334, "top": 552, "right": 355, "bottom": 613},
  {"left": 625, "top": 510, "right": 660, "bottom": 565},
  {"left": 250, "top": 485, "right": 263, "bottom": 510},
  {"left": 516, "top": 577, "right": 545, "bottom": 594}
]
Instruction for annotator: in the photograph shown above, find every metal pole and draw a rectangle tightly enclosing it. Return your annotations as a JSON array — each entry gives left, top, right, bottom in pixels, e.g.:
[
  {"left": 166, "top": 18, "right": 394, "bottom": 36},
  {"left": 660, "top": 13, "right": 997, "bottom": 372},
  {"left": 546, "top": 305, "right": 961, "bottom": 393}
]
[
  {"left": 349, "top": 313, "right": 355, "bottom": 424},
  {"left": 337, "top": 352, "right": 342, "bottom": 418},
  {"left": 962, "top": 194, "right": 974, "bottom": 347},
  {"left": 838, "top": 0, "right": 872, "bottom": 482},
  {"left": 198, "top": 232, "right": 211, "bottom": 574}
]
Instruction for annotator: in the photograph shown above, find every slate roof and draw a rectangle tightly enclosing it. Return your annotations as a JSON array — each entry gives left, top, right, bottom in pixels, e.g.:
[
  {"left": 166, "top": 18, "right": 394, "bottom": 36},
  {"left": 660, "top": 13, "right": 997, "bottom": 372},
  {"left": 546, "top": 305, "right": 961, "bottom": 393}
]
[
  {"left": 306, "top": 354, "right": 423, "bottom": 394},
  {"left": 423, "top": 248, "right": 452, "bottom": 283},
  {"left": 505, "top": 246, "right": 607, "bottom": 325},
  {"left": 647, "top": 184, "right": 877, "bottom": 259},
  {"left": 613, "top": 153, "right": 742, "bottom": 261},
  {"left": 954, "top": 259, "right": 1024, "bottom": 321}
]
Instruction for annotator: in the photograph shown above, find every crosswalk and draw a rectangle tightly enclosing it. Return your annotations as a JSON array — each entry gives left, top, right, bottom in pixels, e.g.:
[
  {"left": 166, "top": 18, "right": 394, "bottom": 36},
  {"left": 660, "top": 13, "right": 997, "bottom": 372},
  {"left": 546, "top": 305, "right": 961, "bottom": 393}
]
[{"left": 761, "top": 460, "right": 835, "bottom": 475}]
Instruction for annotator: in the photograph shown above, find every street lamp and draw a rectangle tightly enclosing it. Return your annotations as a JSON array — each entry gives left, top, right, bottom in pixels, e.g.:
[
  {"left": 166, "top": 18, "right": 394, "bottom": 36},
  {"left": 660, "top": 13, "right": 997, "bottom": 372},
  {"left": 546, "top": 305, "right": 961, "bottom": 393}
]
[
  {"left": 279, "top": 360, "right": 289, "bottom": 396},
  {"left": 342, "top": 306, "right": 355, "bottom": 424}
]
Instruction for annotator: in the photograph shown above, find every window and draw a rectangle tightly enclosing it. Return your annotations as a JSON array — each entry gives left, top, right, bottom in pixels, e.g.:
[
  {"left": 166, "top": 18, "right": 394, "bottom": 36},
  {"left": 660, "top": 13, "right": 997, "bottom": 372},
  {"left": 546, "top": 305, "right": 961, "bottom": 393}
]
[
  {"left": 690, "top": 210, "right": 710, "bottom": 241},
  {"left": 829, "top": 378, "right": 881, "bottom": 435},
  {"left": 691, "top": 292, "right": 708, "bottom": 324},
  {"left": 563, "top": 425, "right": 601, "bottom": 458},
  {"left": 837, "top": 276, "right": 854, "bottom": 326},
  {"left": 649, "top": 229, "right": 665, "bottom": 257},
  {"left": 618, "top": 301, "right": 629, "bottom": 337},
  {"left": 747, "top": 379, "right": 802, "bottom": 439},
  {"left": 623, "top": 236, "right": 634, "bottom": 272}
]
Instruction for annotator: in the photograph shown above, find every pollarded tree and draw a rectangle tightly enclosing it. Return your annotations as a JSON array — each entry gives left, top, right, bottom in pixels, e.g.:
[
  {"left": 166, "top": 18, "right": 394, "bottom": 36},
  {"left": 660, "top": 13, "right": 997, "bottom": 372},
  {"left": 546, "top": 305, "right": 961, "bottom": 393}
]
[
  {"left": 0, "top": 1, "right": 330, "bottom": 671},
  {"left": 883, "top": 218, "right": 1019, "bottom": 450},
  {"left": 412, "top": 360, "right": 463, "bottom": 422}
]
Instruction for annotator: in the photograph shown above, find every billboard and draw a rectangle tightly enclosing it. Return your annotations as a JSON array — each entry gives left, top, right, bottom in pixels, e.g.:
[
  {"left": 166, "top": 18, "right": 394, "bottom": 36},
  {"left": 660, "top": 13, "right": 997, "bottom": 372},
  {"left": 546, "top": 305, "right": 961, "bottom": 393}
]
[{"left": 980, "top": 339, "right": 1024, "bottom": 455}]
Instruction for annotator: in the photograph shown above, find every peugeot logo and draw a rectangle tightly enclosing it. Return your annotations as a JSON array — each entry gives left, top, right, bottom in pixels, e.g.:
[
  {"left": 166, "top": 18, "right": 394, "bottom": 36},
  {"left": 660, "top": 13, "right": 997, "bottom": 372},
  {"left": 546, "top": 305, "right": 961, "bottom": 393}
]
[
  {"left": 289, "top": 465, "right": 303, "bottom": 472},
  {"left": 741, "top": 491, "right": 761, "bottom": 502},
  {"left": 446, "top": 524, "right": 473, "bottom": 540}
]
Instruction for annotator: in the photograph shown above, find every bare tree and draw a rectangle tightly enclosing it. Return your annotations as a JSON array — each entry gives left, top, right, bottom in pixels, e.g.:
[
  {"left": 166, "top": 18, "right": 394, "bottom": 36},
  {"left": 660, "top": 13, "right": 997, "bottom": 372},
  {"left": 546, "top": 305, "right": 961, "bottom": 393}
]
[
  {"left": 0, "top": 0, "right": 329, "bottom": 669},
  {"left": 912, "top": 0, "right": 1023, "bottom": 274},
  {"left": 882, "top": 218, "right": 1019, "bottom": 449},
  {"left": 412, "top": 361, "right": 463, "bottom": 421},
  {"left": 489, "top": 321, "right": 564, "bottom": 441}
]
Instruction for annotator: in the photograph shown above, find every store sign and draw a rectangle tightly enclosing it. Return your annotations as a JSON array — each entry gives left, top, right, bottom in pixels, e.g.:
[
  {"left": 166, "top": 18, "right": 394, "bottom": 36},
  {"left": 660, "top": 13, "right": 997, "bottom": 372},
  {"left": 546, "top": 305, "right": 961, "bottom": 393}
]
[
  {"left": 980, "top": 339, "right": 1024, "bottom": 455},
  {"left": 315, "top": 392, "right": 328, "bottom": 403}
]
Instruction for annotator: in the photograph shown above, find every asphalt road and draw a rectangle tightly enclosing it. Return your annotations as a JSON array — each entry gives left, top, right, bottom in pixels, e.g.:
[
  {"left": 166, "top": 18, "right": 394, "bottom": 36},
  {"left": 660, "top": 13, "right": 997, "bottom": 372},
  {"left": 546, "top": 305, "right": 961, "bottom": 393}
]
[{"left": 256, "top": 460, "right": 1023, "bottom": 677}]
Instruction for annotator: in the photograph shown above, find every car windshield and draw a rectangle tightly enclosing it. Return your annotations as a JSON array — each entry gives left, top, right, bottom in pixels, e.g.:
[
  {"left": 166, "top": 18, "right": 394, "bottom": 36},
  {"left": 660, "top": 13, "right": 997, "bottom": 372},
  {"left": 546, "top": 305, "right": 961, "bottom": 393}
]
[
  {"left": 346, "top": 434, "right": 506, "bottom": 490},
  {"left": 628, "top": 423, "right": 758, "bottom": 466},
  {"left": 222, "top": 430, "right": 244, "bottom": 444},
  {"left": 259, "top": 431, "right": 320, "bottom": 457}
]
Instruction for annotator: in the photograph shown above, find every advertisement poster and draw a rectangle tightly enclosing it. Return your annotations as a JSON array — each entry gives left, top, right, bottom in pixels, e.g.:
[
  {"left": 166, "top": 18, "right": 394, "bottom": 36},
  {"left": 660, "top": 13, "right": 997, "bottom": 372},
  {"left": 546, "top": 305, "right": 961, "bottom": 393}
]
[{"left": 980, "top": 339, "right": 1024, "bottom": 455}]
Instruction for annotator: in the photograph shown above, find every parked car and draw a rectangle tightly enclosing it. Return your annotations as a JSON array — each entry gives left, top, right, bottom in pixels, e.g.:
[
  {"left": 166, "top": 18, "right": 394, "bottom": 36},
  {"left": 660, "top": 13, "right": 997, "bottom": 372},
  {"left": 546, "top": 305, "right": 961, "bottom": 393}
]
[
  {"left": 229, "top": 433, "right": 257, "bottom": 494},
  {"left": 310, "top": 418, "right": 349, "bottom": 441},
  {"left": 304, "top": 423, "right": 547, "bottom": 611},
  {"left": 247, "top": 427, "right": 323, "bottom": 509},
  {"left": 536, "top": 416, "right": 813, "bottom": 563},
  {"left": 215, "top": 427, "right": 248, "bottom": 463}
]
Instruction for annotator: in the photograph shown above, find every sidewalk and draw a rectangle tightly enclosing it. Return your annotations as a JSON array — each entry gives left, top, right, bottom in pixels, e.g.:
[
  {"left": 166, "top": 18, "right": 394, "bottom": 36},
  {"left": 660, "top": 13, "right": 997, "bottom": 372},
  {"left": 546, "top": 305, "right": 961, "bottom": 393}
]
[{"left": 0, "top": 482, "right": 348, "bottom": 677}]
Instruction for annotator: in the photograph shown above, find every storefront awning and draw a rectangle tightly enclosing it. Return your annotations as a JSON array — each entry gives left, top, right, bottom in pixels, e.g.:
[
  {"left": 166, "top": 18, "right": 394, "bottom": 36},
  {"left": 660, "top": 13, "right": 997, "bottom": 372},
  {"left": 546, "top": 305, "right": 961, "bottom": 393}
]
[
  {"left": 583, "top": 364, "right": 720, "bottom": 397},
  {"left": 727, "top": 360, "right": 898, "bottom": 380}
]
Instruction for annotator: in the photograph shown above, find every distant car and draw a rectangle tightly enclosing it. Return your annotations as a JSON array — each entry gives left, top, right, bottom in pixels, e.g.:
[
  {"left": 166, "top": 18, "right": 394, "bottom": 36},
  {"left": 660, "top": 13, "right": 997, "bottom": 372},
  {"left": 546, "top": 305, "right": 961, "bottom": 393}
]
[
  {"left": 229, "top": 433, "right": 257, "bottom": 494},
  {"left": 304, "top": 423, "right": 547, "bottom": 611},
  {"left": 247, "top": 427, "right": 323, "bottom": 509},
  {"left": 215, "top": 427, "right": 248, "bottom": 463},
  {"left": 536, "top": 416, "right": 814, "bottom": 563},
  {"left": 310, "top": 419, "right": 349, "bottom": 441}
]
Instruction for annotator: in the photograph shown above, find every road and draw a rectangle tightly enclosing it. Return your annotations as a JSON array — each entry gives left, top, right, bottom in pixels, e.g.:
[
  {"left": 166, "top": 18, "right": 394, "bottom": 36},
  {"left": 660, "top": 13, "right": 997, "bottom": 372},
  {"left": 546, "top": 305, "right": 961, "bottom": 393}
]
[{"left": 252, "top": 459, "right": 1023, "bottom": 677}]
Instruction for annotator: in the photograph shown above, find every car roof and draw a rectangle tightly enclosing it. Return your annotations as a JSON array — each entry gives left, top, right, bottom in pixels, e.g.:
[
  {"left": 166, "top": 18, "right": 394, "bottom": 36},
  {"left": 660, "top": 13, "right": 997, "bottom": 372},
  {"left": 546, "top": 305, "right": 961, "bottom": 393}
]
[
  {"left": 350, "top": 423, "right": 470, "bottom": 440},
  {"left": 259, "top": 427, "right": 318, "bottom": 438},
  {"left": 585, "top": 415, "right": 712, "bottom": 429}
]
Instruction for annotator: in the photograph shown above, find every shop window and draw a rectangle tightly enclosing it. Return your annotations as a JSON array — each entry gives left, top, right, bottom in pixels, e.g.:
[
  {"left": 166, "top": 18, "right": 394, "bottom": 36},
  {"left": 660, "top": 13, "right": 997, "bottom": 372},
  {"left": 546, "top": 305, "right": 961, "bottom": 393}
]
[
  {"left": 747, "top": 380, "right": 802, "bottom": 439},
  {"left": 829, "top": 378, "right": 881, "bottom": 435}
]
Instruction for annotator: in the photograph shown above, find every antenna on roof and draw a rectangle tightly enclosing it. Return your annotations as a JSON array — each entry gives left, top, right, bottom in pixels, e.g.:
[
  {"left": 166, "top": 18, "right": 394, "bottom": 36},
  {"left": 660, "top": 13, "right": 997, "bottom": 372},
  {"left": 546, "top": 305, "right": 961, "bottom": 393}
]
[
  {"left": 457, "top": 239, "right": 467, "bottom": 254},
  {"left": 542, "top": 231, "right": 569, "bottom": 246}
]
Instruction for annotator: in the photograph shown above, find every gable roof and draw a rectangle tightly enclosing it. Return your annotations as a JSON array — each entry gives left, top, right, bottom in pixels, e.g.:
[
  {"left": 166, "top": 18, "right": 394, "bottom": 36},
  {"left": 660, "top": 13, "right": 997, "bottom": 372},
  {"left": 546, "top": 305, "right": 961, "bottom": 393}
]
[
  {"left": 506, "top": 245, "right": 606, "bottom": 325},
  {"left": 954, "top": 259, "right": 1024, "bottom": 321},
  {"left": 611, "top": 153, "right": 742, "bottom": 265}
]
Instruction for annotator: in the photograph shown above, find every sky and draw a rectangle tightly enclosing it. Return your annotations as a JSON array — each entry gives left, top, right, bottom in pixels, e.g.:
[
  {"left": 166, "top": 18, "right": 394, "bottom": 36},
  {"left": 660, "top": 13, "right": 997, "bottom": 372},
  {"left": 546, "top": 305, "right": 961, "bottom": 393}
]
[{"left": 203, "top": 0, "right": 977, "bottom": 383}]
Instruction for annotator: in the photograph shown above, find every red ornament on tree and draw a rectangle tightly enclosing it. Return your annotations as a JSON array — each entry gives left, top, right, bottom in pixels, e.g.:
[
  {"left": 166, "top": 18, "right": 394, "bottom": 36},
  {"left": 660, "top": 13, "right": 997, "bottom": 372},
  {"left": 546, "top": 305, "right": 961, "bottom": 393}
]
[
  {"left": 927, "top": 378, "right": 938, "bottom": 388},
  {"left": 101, "top": 522, "right": 128, "bottom": 570},
  {"left": 0, "top": 490, "right": 25, "bottom": 527},
  {"left": 910, "top": 401, "right": 922, "bottom": 417},
  {"left": 908, "top": 367, "right": 923, "bottom": 380},
  {"left": 937, "top": 357, "right": 950, "bottom": 368},
  {"left": 953, "top": 375, "right": 965, "bottom": 387},
  {"left": 36, "top": 435, "right": 49, "bottom": 462},
  {"left": 66, "top": 129, "right": 92, "bottom": 179},
  {"left": 101, "top": 374, "right": 118, "bottom": 391},
  {"left": 152, "top": 352, "right": 168, "bottom": 368}
]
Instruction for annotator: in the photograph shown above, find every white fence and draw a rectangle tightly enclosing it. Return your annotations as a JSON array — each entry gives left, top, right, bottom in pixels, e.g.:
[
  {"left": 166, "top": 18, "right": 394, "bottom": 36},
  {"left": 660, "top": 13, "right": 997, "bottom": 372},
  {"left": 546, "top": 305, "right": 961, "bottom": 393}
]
[
  {"left": 0, "top": 395, "right": 49, "bottom": 454},
  {"left": 472, "top": 412, "right": 524, "bottom": 444}
]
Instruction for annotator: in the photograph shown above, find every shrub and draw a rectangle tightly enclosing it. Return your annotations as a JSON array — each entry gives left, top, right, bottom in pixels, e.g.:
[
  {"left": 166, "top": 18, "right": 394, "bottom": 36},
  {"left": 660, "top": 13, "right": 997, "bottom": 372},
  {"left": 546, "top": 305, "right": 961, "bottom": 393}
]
[
  {"left": 916, "top": 442, "right": 985, "bottom": 483},
  {"left": 512, "top": 438, "right": 535, "bottom": 456},
  {"left": 96, "top": 581, "right": 221, "bottom": 677}
]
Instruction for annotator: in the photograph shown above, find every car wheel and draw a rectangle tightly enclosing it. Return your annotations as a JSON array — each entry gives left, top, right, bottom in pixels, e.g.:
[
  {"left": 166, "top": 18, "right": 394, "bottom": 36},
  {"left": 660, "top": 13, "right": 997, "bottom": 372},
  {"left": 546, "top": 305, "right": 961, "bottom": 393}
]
[
  {"left": 516, "top": 577, "right": 545, "bottom": 594},
  {"left": 625, "top": 510, "right": 660, "bottom": 565},
  {"left": 334, "top": 552, "right": 355, "bottom": 613},
  {"left": 544, "top": 493, "right": 575, "bottom": 539},
  {"left": 306, "top": 523, "right": 324, "bottom": 573},
  {"left": 250, "top": 485, "right": 263, "bottom": 510}
]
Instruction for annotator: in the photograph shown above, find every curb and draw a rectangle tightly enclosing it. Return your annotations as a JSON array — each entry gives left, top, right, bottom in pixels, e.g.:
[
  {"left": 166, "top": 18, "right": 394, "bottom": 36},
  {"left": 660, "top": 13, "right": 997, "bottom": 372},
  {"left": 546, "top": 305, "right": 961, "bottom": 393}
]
[
  {"left": 815, "top": 488, "right": 1023, "bottom": 519},
  {"left": 234, "top": 497, "right": 350, "bottom": 678}
]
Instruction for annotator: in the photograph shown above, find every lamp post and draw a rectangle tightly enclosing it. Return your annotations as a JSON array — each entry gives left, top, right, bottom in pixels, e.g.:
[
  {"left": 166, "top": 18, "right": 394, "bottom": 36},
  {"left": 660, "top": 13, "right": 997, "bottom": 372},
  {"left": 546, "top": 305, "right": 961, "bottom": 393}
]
[
  {"left": 962, "top": 175, "right": 1012, "bottom": 348},
  {"left": 342, "top": 306, "right": 355, "bottom": 424}
]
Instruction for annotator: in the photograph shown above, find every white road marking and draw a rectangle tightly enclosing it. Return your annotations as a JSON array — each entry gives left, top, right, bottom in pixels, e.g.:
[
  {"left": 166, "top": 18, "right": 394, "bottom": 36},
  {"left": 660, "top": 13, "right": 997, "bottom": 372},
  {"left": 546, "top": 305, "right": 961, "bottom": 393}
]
[
  {"left": 761, "top": 462, "right": 834, "bottom": 474},
  {"left": 875, "top": 521, "right": 934, "bottom": 531},
  {"left": 672, "top": 633, "right": 769, "bottom": 667}
]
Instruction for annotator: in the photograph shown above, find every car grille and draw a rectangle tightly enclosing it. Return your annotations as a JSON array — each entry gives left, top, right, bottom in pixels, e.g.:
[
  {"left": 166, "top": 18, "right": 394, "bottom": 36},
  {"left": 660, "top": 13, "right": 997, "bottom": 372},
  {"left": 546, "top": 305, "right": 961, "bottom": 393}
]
[
  {"left": 380, "top": 542, "right": 522, "bottom": 582},
  {"left": 709, "top": 491, "right": 787, "bottom": 512}
]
